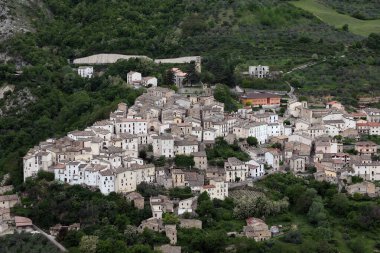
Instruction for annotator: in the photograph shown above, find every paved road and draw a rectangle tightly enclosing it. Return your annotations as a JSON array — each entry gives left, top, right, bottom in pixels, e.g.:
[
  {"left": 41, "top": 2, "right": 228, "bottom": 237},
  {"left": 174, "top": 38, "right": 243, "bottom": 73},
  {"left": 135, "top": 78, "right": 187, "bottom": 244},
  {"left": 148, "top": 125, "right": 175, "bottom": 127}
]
[
  {"left": 284, "top": 58, "right": 327, "bottom": 75},
  {"left": 33, "top": 225, "right": 67, "bottom": 252},
  {"left": 285, "top": 81, "right": 297, "bottom": 102}
]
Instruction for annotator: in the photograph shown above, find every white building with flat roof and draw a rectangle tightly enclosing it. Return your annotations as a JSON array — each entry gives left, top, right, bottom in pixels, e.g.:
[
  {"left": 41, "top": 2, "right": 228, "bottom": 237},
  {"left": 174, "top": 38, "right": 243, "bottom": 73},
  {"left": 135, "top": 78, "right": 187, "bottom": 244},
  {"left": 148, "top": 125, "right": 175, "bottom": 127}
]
[
  {"left": 115, "top": 118, "right": 147, "bottom": 135},
  {"left": 249, "top": 65, "right": 269, "bottom": 78},
  {"left": 127, "top": 71, "right": 142, "bottom": 85}
]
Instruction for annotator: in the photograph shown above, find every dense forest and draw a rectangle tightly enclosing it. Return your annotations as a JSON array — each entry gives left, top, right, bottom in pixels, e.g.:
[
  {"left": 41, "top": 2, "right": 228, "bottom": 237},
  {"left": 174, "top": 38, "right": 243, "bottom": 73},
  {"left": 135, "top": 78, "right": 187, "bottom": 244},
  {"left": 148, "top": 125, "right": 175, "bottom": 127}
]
[{"left": 0, "top": 0, "right": 379, "bottom": 188}]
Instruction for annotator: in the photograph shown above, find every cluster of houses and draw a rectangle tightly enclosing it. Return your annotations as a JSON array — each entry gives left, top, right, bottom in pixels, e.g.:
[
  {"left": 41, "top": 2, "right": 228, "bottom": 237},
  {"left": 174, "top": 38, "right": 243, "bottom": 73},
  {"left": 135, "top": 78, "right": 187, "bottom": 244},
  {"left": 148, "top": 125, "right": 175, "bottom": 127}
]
[
  {"left": 286, "top": 100, "right": 380, "bottom": 194},
  {"left": 0, "top": 187, "right": 34, "bottom": 235},
  {"left": 126, "top": 71, "right": 158, "bottom": 88},
  {"left": 76, "top": 66, "right": 159, "bottom": 88},
  {"left": 14, "top": 83, "right": 380, "bottom": 252},
  {"left": 136, "top": 194, "right": 202, "bottom": 252},
  {"left": 76, "top": 65, "right": 191, "bottom": 89},
  {"left": 23, "top": 87, "right": 380, "bottom": 198},
  {"left": 22, "top": 86, "right": 297, "bottom": 197}
]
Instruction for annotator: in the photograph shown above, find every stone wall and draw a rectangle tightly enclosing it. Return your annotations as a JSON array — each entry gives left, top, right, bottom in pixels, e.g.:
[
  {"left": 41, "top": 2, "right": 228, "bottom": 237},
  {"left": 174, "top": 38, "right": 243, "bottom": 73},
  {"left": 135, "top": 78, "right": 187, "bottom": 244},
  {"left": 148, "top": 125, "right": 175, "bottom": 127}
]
[
  {"left": 179, "top": 219, "right": 202, "bottom": 229},
  {"left": 0, "top": 185, "right": 13, "bottom": 195}
]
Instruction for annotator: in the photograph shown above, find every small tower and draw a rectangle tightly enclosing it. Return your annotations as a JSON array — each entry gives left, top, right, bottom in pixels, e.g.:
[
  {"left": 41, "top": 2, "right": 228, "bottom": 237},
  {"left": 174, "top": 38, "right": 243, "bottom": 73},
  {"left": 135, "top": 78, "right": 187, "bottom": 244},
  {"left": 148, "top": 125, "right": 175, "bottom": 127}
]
[
  {"left": 165, "top": 225, "right": 177, "bottom": 245},
  {"left": 195, "top": 56, "right": 201, "bottom": 73},
  {"left": 117, "top": 102, "right": 128, "bottom": 116}
]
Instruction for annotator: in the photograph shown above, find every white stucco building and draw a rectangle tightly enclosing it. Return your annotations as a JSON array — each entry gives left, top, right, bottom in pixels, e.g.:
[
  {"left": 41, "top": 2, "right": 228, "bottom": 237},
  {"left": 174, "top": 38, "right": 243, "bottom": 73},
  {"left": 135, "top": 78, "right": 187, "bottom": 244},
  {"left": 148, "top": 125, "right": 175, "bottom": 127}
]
[
  {"left": 23, "top": 151, "right": 53, "bottom": 181},
  {"left": 265, "top": 149, "right": 281, "bottom": 171},
  {"left": 152, "top": 135, "right": 175, "bottom": 158},
  {"left": 115, "top": 118, "right": 147, "bottom": 135},
  {"left": 77, "top": 66, "right": 93, "bottom": 78},
  {"left": 233, "top": 122, "right": 268, "bottom": 144},
  {"left": 127, "top": 71, "right": 142, "bottom": 85},
  {"left": 248, "top": 65, "right": 269, "bottom": 78},
  {"left": 98, "top": 169, "right": 115, "bottom": 195},
  {"left": 141, "top": 77, "right": 158, "bottom": 87},
  {"left": 351, "top": 162, "right": 380, "bottom": 181},
  {"left": 225, "top": 157, "right": 248, "bottom": 182},
  {"left": 246, "top": 160, "right": 265, "bottom": 179},
  {"left": 201, "top": 179, "right": 228, "bottom": 200}
]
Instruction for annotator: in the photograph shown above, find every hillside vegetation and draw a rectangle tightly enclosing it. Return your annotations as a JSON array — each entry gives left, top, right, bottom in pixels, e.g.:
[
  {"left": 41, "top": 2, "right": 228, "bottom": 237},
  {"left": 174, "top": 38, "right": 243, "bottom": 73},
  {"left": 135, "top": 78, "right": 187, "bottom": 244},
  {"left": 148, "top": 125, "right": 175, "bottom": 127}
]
[{"left": 12, "top": 172, "right": 380, "bottom": 253}]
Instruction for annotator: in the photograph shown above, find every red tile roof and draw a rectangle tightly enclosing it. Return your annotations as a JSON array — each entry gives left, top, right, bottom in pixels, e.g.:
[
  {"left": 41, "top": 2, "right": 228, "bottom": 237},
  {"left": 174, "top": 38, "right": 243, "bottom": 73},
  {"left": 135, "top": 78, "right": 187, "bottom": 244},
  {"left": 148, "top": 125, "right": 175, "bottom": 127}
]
[{"left": 15, "top": 216, "right": 33, "bottom": 227}]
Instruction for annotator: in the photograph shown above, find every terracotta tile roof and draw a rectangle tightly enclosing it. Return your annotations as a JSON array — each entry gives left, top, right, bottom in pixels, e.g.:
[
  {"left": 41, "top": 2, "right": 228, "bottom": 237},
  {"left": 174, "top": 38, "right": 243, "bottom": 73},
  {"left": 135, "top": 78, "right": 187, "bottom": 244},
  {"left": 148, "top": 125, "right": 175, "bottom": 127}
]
[
  {"left": 0, "top": 194, "right": 19, "bottom": 202},
  {"left": 202, "top": 185, "right": 215, "bottom": 189},
  {"left": 15, "top": 216, "right": 33, "bottom": 227},
  {"left": 241, "top": 92, "right": 281, "bottom": 99}
]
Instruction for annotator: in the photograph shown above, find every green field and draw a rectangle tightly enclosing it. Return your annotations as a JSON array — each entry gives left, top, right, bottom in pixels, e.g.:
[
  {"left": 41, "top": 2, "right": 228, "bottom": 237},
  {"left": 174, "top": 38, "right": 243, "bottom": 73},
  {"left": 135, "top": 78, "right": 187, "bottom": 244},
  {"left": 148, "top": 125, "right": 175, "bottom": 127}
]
[{"left": 291, "top": 0, "right": 380, "bottom": 36}]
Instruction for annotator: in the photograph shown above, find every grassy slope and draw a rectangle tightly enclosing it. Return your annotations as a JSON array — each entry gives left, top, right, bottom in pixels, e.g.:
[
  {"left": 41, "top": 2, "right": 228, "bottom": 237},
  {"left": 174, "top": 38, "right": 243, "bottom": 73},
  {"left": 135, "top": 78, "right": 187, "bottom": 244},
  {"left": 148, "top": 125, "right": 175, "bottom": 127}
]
[
  {"left": 320, "top": 0, "right": 380, "bottom": 20},
  {"left": 290, "top": 0, "right": 380, "bottom": 36}
]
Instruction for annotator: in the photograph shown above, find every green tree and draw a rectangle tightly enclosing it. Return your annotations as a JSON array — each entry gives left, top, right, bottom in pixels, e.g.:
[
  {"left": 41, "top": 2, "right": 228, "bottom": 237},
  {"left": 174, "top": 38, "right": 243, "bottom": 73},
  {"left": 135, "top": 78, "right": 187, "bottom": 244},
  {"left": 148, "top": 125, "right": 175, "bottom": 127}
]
[
  {"left": 0, "top": 233, "right": 61, "bottom": 253},
  {"left": 367, "top": 33, "right": 380, "bottom": 50},
  {"left": 163, "top": 69, "right": 174, "bottom": 85},
  {"left": 163, "top": 213, "right": 180, "bottom": 225},
  {"left": 153, "top": 156, "right": 166, "bottom": 167},
  {"left": 348, "top": 237, "right": 371, "bottom": 253},
  {"left": 295, "top": 188, "right": 318, "bottom": 213},
  {"left": 124, "top": 225, "right": 138, "bottom": 245},
  {"left": 79, "top": 235, "right": 98, "bottom": 253},
  {"left": 137, "top": 182, "right": 166, "bottom": 199},
  {"left": 307, "top": 197, "right": 327, "bottom": 225},
  {"left": 36, "top": 171, "right": 55, "bottom": 181},
  {"left": 97, "top": 239, "right": 127, "bottom": 253},
  {"left": 174, "top": 155, "right": 195, "bottom": 168},
  {"left": 184, "top": 61, "right": 200, "bottom": 85},
  {"left": 138, "top": 150, "right": 147, "bottom": 160},
  {"left": 283, "top": 230, "right": 302, "bottom": 244},
  {"left": 247, "top": 136, "right": 258, "bottom": 147},
  {"left": 169, "top": 187, "right": 193, "bottom": 200},
  {"left": 213, "top": 84, "right": 240, "bottom": 112},
  {"left": 127, "top": 244, "right": 156, "bottom": 253},
  {"left": 328, "top": 193, "right": 350, "bottom": 216},
  {"left": 351, "top": 176, "right": 363, "bottom": 183}
]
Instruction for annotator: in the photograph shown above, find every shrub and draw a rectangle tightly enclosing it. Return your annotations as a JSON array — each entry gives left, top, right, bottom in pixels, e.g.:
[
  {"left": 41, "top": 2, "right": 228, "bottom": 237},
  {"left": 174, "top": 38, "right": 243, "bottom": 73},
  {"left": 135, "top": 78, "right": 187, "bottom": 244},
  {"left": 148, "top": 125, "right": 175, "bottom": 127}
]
[
  {"left": 247, "top": 136, "right": 258, "bottom": 147},
  {"left": 283, "top": 231, "right": 302, "bottom": 244},
  {"left": 174, "top": 155, "right": 195, "bottom": 168}
]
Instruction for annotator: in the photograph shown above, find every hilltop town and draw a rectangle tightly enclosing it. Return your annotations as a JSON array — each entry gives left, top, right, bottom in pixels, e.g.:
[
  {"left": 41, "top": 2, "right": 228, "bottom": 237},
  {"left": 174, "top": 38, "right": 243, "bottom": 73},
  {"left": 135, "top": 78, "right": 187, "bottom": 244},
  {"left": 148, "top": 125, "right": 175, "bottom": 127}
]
[
  {"left": 21, "top": 80, "right": 380, "bottom": 197},
  {"left": 0, "top": 65, "right": 375, "bottom": 251},
  {"left": 0, "top": 0, "right": 379, "bottom": 251}
]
